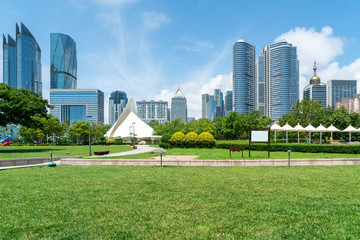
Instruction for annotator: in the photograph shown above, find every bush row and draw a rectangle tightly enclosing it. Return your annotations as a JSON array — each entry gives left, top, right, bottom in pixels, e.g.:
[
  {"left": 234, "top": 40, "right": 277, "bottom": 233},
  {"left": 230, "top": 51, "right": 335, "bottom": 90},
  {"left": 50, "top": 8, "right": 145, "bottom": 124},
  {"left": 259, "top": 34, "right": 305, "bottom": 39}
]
[
  {"left": 216, "top": 142, "right": 360, "bottom": 154},
  {"left": 159, "top": 132, "right": 216, "bottom": 148}
]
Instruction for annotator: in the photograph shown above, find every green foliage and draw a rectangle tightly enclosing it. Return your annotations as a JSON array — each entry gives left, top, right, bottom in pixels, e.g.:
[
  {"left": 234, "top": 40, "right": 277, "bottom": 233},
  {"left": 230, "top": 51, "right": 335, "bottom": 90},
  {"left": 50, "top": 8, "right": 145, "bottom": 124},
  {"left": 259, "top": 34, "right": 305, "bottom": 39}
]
[
  {"left": 159, "top": 142, "right": 172, "bottom": 149},
  {"left": 0, "top": 83, "right": 52, "bottom": 128},
  {"left": 106, "top": 139, "right": 115, "bottom": 144},
  {"left": 160, "top": 134, "right": 172, "bottom": 143},
  {"left": 197, "top": 132, "right": 216, "bottom": 148},
  {"left": 169, "top": 132, "right": 185, "bottom": 147},
  {"left": 68, "top": 121, "right": 90, "bottom": 144},
  {"left": 183, "top": 132, "right": 198, "bottom": 147}
]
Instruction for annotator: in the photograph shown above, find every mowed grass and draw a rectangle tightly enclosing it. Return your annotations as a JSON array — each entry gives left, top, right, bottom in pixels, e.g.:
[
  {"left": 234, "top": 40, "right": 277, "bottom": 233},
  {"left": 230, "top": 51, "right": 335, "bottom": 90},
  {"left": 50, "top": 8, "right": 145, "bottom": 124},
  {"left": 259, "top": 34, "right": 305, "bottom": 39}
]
[
  {"left": 0, "top": 145, "right": 133, "bottom": 159},
  {"left": 97, "top": 147, "right": 360, "bottom": 160},
  {"left": 0, "top": 165, "right": 359, "bottom": 239}
]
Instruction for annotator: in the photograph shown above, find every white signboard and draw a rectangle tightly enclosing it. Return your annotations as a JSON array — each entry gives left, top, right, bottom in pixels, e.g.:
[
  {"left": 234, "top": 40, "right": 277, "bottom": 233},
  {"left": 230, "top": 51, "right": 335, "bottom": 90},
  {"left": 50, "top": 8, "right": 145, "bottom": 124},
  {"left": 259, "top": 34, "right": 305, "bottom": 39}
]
[{"left": 251, "top": 130, "right": 268, "bottom": 142}]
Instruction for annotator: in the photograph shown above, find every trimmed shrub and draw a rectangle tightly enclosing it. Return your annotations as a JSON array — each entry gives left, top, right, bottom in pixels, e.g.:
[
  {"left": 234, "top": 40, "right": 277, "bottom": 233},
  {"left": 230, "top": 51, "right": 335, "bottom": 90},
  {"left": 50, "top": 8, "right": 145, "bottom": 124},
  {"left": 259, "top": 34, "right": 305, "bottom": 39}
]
[
  {"left": 106, "top": 139, "right": 115, "bottom": 145},
  {"left": 184, "top": 132, "right": 199, "bottom": 147},
  {"left": 170, "top": 132, "right": 185, "bottom": 147},
  {"left": 198, "top": 132, "right": 216, "bottom": 148},
  {"left": 159, "top": 142, "right": 172, "bottom": 149},
  {"left": 114, "top": 138, "right": 126, "bottom": 145},
  {"left": 161, "top": 134, "right": 172, "bottom": 143}
]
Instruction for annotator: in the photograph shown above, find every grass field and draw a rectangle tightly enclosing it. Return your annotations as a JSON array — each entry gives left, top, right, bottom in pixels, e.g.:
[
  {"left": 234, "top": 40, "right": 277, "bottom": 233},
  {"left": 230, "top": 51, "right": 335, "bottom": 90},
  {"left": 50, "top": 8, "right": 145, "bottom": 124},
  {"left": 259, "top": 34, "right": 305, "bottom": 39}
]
[
  {"left": 0, "top": 145, "right": 133, "bottom": 159},
  {"left": 0, "top": 165, "right": 359, "bottom": 239},
  {"left": 96, "top": 147, "right": 360, "bottom": 160}
]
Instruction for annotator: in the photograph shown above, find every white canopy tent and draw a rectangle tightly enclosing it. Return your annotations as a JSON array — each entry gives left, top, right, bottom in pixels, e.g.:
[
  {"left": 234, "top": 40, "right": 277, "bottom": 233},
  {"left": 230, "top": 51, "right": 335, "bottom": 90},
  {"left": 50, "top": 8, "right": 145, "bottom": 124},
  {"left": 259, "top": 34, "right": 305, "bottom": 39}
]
[
  {"left": 270, "top": 122, "right": 283, "bottom": 142},
  {"left": 342, "top": 124, "right": 357, "bottom": 143},
  {"left": 282, "top": 122, "right": 294, "bottom": 144},
  {"left": 316, "top": 124, "right": 327, "bottom": 144},
  {"left": 105, "top": 98, "right": 155, "bottom": 139},
  {"left": 327, "top": 124, "right": 340, "bottom": 144},
  {"left": 293, "top": 123, "right": 305, "bottom": 144},
  {"left": 304, "top": 124, "right": 316, "bottom": 144}
]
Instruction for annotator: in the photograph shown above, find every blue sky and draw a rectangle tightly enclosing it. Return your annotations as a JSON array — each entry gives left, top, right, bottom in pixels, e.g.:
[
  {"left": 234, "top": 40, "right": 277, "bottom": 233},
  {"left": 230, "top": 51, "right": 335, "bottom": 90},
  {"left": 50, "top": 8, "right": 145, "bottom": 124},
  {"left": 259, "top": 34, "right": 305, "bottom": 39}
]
[{"left": 2, "top": 0, "right": 360, "bottom": 122}]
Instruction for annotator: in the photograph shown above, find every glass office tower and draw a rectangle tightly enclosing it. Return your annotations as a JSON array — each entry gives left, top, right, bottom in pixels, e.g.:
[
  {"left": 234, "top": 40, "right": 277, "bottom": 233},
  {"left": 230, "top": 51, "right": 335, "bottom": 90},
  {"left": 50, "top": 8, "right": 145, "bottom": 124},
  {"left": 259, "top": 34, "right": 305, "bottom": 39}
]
[
  {"left": 137, "top": 100, "right": 169, "bottom": 124},
  {"left": 303, "top": 62, "right": 326, "bottom": 107},
  {"left": 3, "top": 23, "right": 42, "bottom": 96},
  {"left": 109, "top": 91, "right": 128, "bottom": 125},
  {"left": 224, "top": 90, "right": 233, "bottom": 116},
  {"left": 233, "top": 40, "right": 255, "bottom": 114},
  {"left": 327, "top": 80, "right": 357, "bottom": 109},
  {"left": 171, "top": 87, "right": 187, "bottom": 122},
  {"left": 257, "top": 40, "right": 299, "bottom": 120},
  {"left": 201, "top": 94, "right": 210, "bottom": 119},
  {"left": 50, "top": 33, "right": 77, "bottom": 89}
]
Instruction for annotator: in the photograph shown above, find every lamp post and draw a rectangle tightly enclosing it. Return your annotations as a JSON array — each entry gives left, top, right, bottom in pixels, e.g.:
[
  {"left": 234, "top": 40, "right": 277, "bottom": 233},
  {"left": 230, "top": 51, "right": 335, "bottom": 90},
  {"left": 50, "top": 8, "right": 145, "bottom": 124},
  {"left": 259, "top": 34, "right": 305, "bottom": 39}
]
[
  {"left": 132, "top": 122, "right": 136, "bottom": 147},
  {"left": 87, "top": 115, "right": 92, "bottom": 156}
]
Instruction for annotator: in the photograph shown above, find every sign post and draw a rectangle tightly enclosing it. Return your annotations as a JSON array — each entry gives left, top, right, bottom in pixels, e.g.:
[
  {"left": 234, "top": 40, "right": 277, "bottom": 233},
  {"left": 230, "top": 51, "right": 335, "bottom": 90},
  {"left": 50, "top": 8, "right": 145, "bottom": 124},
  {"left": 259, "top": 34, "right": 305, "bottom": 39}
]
[
  {"left": 249, "top": 128, "right": 270, "bottom": 157},
  {"left": 152, "top": 148, "right": 167, "bottom": 167}
]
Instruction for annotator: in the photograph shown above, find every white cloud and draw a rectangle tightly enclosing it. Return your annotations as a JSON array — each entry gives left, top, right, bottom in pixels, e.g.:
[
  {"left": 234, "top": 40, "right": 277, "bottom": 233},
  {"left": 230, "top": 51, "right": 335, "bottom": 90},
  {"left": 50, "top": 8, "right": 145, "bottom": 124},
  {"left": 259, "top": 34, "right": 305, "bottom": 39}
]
[{"left": 142, "top": 11, "right": 169, "bottom": 30}]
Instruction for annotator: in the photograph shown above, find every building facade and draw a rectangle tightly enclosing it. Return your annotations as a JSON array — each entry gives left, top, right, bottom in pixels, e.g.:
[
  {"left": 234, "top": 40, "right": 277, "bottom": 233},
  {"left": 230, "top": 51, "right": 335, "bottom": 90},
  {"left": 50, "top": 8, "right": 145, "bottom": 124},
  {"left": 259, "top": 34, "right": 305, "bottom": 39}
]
[
  {"left": 233, "top": 40, "right": 255, "bottom": 114},
  {"left": 50, "top": 33, "right": 77, "bottom": 89},
  {"left": 205, "top": 95, "right": 216, "bottom": 121},
  {"left": 136, "top": 100, "right": 168, "bottom": 124},
  {"left": 171, "top": 88, "right": 187, "bottom": 122},
  {"left": 50, "top": 89, "right": 104, "bottom": 124},
  {"left": 201, "top": 94, "right": 210, "bottom": 118},
  {"left": 225, "top": 90, "right": 233, "bottom": 116},
  {"left": 257, "top": 40, "right": 299, "bottom": 120},
  {"left": 214, "top": 89, "right": 224, "bottom": 117},
  {"left": 327, "top": 80, "right": 357, "bottom": 109},
  {"left": 303, "top": 62, "right": 326, "bottom": 107},
  {"left": 3, "top": 23, "right": 42, "bottom": 96},
  {"left": 109, "top": 91, "right": 128, "bottom": 125},
  {"left": 335, "top": 94, "right": 360, "bottom": 112}
]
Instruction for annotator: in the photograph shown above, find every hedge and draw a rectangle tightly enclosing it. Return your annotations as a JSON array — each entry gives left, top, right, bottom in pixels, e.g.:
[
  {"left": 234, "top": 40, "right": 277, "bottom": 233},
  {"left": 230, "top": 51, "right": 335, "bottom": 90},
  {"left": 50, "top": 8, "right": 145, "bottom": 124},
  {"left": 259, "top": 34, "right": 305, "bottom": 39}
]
[{"left": 216, "top": 142, "right": 360, "bottom": 154}]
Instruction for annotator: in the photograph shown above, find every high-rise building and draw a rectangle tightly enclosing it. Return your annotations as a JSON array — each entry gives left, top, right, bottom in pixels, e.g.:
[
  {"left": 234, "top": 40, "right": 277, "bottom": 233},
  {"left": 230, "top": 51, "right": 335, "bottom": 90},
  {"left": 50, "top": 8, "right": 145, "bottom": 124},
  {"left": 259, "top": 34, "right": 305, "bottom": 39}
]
[
  {"left": 109, "top": 91, "right": 128, "bottom": 125},
  {"left": 206, "top": 95, "right": 216, "bottom": 121},
  {"left": 257, "top": 40, "right": 299, "bottom": 120},
  {"left": 225, "top": 90, "right": 233, "bottom": 116},
  {"left": 201, "top": 94, "right": 210, "bottom": 118},
  {"left": 327, "top": 80, "right": 357, "bottom": 109},
  {"left": 233, "top": 40, "right": 255, "bottom": 114},
  {"left": 303, "top": 62, "right": 326, "bottom": 107},
  {"left": 50, "top": 33, "right": 77, "bottom": 89},
  {"left": 214, "top": 89, "right": 224, "bottom": 117},
  {"left": 3, "top": 23, "right": 42, "bottom": 96},
  {"left": 171, "top": 87, "right": 187, "bottom": 122},
  {"left": 50, "top": 89, "right": 104, "bottom": 124},
  {"left": 336, "top": 94, "right": 360, "bottom": 112},
  {"left": 137, "top": 100, "right": 168, "bottom": 124}
]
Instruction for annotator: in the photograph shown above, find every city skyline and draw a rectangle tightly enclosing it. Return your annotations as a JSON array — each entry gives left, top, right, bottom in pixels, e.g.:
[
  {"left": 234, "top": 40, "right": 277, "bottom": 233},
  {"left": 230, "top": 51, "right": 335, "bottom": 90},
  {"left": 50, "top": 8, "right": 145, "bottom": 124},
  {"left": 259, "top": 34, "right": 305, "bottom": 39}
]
[{"left": 2, "top": 1, "right": 360, "bottom": 121}]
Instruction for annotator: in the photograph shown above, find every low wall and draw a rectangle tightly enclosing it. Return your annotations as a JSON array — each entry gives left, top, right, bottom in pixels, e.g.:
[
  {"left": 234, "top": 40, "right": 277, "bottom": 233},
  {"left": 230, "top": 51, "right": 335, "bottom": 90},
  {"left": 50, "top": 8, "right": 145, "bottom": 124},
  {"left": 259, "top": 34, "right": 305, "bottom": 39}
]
[
  {"left": 0, "top": 157, "right": 76, "bottom": 167},
  {"left": 61, "top": 158, "right": 360, "bottom": 167}
]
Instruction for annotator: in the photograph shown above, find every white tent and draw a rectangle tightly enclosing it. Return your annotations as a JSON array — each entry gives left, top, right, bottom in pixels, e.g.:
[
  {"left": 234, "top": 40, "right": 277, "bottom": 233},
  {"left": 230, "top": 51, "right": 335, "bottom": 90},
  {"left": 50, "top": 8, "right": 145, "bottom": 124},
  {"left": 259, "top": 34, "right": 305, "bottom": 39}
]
[
  {"left": 304, "top": 123, "right": 316, "bottom": 144},
  {"left": 316, "top": 124, "right": 327, "bottom": 144},
  {"left": 342, "top": 124, "right": 357, "bottom": 143},
  {"left": 327, "top": 124, "right": 340, "bottom": 144},
  {"left": 293, "top": 123, "right": 305, "bottom": 144},
  {"left": 282, "top": 122, "right": 294, "bottom": 144},
  {"left": 270, "top": 122, "right": 283, "bottom": 142},
  {"left": 105, "top": 98, "right": 154, "bottom": 139}
]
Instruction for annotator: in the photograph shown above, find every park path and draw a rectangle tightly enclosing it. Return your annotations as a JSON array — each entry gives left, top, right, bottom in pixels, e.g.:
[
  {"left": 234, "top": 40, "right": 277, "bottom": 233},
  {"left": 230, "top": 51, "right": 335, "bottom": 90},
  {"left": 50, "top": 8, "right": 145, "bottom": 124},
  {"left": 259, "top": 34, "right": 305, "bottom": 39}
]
[{"left": 89, "top": 145, "right": 158, "bottom": 158}]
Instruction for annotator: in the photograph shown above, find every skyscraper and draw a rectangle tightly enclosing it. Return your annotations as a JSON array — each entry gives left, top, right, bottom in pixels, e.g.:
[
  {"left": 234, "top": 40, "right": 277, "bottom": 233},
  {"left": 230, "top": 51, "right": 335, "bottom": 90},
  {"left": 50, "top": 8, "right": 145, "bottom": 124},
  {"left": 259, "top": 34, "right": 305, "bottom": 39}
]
[
  {"left": 205, "top": 95, "right": 216, "bottom": 121},
  {"left": 327, "top": 80, "right": 357, "bottom": 109},
  {"left": 109, "top": 91, "right": 128, "bottom": 125},
  {"left": 214, "top": 89, "right": 224, "bottom": 117},
  {"left": 201, "top": 94, "right": 210, "bottom": 118},
  {"left": 233, "top": 40, "right": 255, "bottom": 114},
  {"left": 3, "top": 23, "right": 42, "bottom": 96},
  {"left": 137, "top": 100, "right": 168, "bottom": 124},
  {"left": 257, "top": 40, "right": 299, "bottom": 120},
  {"left": 303, "top": 62, "right": 326, "bottom": 107},
  {"left": 171, "top": 87, "right": 187, "bottom": 122},
  {"left": 224, "top": 90, "right": 233, "bottom": 116},
  {"left": 50, "top": 33, "right": 77, "bottom": 89}
]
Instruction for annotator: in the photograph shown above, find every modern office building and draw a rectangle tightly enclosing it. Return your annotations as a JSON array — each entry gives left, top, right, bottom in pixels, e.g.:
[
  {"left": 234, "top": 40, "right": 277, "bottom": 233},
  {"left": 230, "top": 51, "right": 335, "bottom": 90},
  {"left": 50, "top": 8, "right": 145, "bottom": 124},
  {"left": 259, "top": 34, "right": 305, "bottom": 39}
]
[
  {"left": 336, "top": 94, "right": 360, "bottom": 112},
  {"left": 50, "top": 89, "right": 104, "bottom": 124},
  {"left": 136, "top": 100, "right": 168, "bottom": 124},
  {"left": 225, "top": 90, "right": 233, "bottom": 116},
  {"left": 3, "top": 23, "right": 42, "bottom": 96},
  {"left": 257, "top": 40, "right": 299, "bottom": 120},
  {"left": 109, "top": 91, "right": 128, "bottom": 125},
  {"left": 205, "top": 95, "right": 216, "bottom": 121},
  {"left": 214, "top": 89, "right": 224, "bottom": 117},
  {"left": 171, "top": 87, "right": 187, "bottom": 122},
  {"left": 50, "top": 33, "right": 77, "bottom": 89},
  {"left": 201, "top": 94, "right": 210, "bottom": 118},
  {"left": 327, "top": 80, "right": 357, "bottom": 109},
  {"left": 233, "top": 40, "right": 255, "bottom": 114},
  {"left": 303, "top": 62, "right": 326, "bottom": 107}
]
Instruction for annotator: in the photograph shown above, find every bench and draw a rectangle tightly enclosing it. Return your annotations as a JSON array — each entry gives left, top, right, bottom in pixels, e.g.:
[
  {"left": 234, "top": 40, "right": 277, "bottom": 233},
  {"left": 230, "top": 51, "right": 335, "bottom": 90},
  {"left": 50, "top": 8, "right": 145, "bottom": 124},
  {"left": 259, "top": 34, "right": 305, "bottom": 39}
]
[
  {"left": 94, "top": 150, "right": 110, "bottom": 155},
  {"left": 101, "top": 143, "right": 110, "bottom": 146},
  {"left": 229, "top": 146, "right": 243, "bottom": 157}
]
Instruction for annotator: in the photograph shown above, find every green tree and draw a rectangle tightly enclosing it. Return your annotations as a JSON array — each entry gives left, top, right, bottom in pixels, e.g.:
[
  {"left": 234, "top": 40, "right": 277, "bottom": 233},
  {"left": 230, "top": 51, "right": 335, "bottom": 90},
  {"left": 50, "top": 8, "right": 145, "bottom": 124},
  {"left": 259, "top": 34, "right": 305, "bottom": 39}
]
[
  {"left": 0, "top": 83, "right": 52, "bottom": 128},
  {"left": 68, "top": 121, "right": 90, "bottom": 144}
]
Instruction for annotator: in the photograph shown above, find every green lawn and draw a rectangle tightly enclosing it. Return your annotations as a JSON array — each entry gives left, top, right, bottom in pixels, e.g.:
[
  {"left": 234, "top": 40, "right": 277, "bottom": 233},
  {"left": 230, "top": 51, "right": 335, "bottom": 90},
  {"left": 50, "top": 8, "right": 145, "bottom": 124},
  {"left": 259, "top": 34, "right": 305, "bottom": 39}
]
[
  {"left": 97, "top": 147, "right": 360, "bottom": 160},
  {"left": 0, "top": 165, "right": 359, "bottom": 238},
  {"left": 0, "top": 145, "right": 133, "bottom": 159}
]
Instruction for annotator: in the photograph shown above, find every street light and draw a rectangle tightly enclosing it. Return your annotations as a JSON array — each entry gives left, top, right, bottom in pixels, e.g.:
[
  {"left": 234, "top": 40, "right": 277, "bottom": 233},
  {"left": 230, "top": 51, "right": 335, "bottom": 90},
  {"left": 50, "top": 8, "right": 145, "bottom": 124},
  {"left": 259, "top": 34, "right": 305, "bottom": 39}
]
[
  {"left": 132, "top": 122, "right": 136, "bottom": 147},
  {"left": 87, "top": 115, "right": 92, "bottom": 156}
]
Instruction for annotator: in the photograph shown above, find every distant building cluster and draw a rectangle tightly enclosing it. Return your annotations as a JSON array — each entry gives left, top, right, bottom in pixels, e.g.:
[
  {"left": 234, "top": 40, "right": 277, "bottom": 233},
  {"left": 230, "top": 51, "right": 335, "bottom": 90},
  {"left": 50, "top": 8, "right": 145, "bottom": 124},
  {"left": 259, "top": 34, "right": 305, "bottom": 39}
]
[{"left": 202, "top": 89, "right": 232, "bottom": 121}]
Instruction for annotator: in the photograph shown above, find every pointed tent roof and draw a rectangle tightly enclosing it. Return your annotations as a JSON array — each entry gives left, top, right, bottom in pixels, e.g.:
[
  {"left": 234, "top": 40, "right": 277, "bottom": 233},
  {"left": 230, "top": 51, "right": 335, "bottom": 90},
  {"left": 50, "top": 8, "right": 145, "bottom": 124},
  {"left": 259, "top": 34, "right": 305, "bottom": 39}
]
[
  {"left": 105, "top": 98, "right": 154, "bottom": 139},
  {"left": 281, "top": 122, "right": 294, "bottom": 131},
  {"left": 293, "top": 123, "right": 305, "bottom": 132},
  {"left": 270, "top": 122, "right": 283, "bottom": 131},
  {"left": 327, "top": 124, "right": 340, "bottom": 132},
  {"left": 173, "top": 87, "right": 185, "bottom": 98},
  {"left": 316, "top": 123, "right": 327, "bottom": 132},
  {"left": 305, "top": 123, "right": 316, "bottom": 132},
  {"left": 342, "top": 124, "right": 357, "bottom": 132}
]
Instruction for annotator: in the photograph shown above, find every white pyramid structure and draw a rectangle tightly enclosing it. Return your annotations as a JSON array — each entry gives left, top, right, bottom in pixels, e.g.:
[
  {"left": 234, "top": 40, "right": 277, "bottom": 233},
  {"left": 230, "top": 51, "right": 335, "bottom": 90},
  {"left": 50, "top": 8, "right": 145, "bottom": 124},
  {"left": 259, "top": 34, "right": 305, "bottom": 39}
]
[{"left": 105, "top": 98, "right": 154, "bottom": 139}]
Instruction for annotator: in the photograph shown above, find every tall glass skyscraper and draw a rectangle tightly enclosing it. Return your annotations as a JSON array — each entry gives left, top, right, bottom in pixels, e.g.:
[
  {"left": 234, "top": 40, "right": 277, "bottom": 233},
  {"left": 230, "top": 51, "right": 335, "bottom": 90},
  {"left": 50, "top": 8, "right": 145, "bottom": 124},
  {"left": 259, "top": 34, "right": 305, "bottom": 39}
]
[
  {"left": 50, "top": 33, "right": 77, "bottom": 89},
  {"left": 201, "top": 94, "right": 210, "bottom": 118},
  {"left": 109, "top": 91, "right": 128, "bottom": 125},
  {"left": 327, "top": 80, "right": 357, "bottom": 109},
  {"left": 303, "top": 62, "right": 326, "bottom": 107},
  {"left": 171, "top": 87, "right": 187, "bottom": 122},
  {"left": 233, "top": 40, "right": 255, "bottom": 114},
  {"left": 3, "top": 23, "right": 42, "bottom": 96},
  {"left": 224, "top": 90, "right": 233, "bottom": 116},
  {"left": 257, "top": 40, "right": 299, "bottom": 120}
]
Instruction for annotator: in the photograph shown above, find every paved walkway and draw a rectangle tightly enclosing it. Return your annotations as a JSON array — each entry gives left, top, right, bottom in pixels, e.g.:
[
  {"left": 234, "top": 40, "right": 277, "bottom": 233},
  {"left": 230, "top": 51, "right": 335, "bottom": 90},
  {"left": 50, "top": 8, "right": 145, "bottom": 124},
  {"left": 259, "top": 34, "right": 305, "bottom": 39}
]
[
  {"left": 0, "top": 161, "right": 61, "bottom": 171},
  {"left": 89, "top": 145, "right": 158, "bottom": 157}
]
